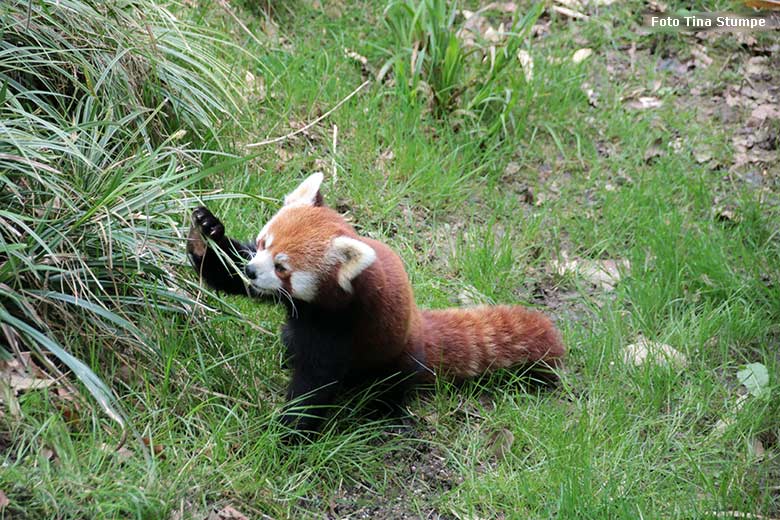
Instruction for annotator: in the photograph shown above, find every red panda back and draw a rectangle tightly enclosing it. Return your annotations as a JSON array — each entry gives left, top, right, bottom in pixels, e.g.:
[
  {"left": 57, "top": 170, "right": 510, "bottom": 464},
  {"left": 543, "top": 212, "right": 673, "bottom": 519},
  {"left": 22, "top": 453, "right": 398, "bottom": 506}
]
[
  {"left": 347, "top": 237, "right": 422, "bottom": 369},
  {"left": 419, "top": 305, "right": 565, "bottom": 381}
]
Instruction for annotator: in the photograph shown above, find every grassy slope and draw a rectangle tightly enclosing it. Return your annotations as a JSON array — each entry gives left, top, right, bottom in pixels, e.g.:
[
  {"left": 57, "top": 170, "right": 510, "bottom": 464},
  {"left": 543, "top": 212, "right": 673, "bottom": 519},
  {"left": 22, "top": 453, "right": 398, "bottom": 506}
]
[{"left": 4, "top": 0, "right": 779, "bottom": 518}]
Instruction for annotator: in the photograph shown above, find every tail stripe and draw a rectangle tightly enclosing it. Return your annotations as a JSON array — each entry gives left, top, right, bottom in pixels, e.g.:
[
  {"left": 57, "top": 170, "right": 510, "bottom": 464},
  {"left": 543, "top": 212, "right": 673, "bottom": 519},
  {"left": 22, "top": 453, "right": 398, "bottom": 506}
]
[
  {"left": 463, "top": 314, "right": 480, "bottom": 376},
  {"left": 495, "top": 309, "right": 515, "bottom": 367},
  {"left": 420, "top": 305, "right": 565, "bottom": 380},
  {"left": 472, "top": 314, "right": 489, "bottom": 374}
]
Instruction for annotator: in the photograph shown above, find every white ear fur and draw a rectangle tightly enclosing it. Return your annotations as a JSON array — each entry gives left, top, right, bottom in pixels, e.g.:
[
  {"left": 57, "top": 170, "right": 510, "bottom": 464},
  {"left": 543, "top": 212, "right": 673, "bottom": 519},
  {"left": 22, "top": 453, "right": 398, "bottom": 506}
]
[
  {"left": 283, "top": 172, "right": 324, "bottom": 207},
  {"left": 330, "top": 236, "right": 376, "bottom": 293}
]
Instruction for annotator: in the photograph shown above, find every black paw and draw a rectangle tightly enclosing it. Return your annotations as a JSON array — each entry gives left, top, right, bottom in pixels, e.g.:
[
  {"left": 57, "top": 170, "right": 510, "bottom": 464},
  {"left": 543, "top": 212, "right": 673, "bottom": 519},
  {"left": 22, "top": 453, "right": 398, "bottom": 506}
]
[
  {"left": 191, "top": 206, "right": 225, "bottom": 242},
  {"left": 279, "top": 413, "right": 318, "bottom": 445}
]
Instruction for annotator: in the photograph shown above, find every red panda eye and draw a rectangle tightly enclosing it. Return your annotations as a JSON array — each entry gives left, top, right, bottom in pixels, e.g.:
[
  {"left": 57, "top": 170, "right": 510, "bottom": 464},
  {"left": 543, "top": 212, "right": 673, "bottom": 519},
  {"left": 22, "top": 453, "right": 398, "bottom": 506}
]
[{"left": 274, "top": 262, "right": 287, "bottom": 274}]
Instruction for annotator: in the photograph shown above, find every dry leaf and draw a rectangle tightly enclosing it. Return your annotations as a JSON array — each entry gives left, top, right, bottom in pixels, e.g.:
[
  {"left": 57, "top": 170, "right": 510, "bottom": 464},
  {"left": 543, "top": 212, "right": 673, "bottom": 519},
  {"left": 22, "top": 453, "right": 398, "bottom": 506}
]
[
  {"left": 694, "top": 149, "right": 713, "bottom": 164},
  {"left": 715, "top": 208, "right": 737, "bottom": 222},
  {"left": 41, "top": 447, "right": 57, "bottom": 461},
  {"left": 344, "top": 48, "right": 368, "bottom": 66},
  {"left": 517, "top": 185, "right": 535, "bottom": 204},
  {"left": 141, "top": 437, "right": 165, "bottom": 457},
  {"left": 0, "top": 353, "right": 56, "bottom": 398},
  {"left": 735, "top": 32, "right": 758, "bottom": 47},
  {"left": 484, "top": 25, "right": 502, "bottom": 43},
  {"left": 585, "top": 88, "right": 599, "bottom": 107},
  {"left": 750, "top": 104, "right": 780, "bottom": 124},
  {"left": 552, "top": 255, "right": 630, "bottom": 291},
  {"left": 324, "top": 1, "right": 343, "bottom": 19},
  {"left": 581, "top": 83, "right": 599, "bottom": 107},
  {"left": 208, "top": 506, "right": 249, "bottom": 520},
  {"left": 745, "top": 56, "right": 769, "bottom": 78},
  {"left": 572, "top": 48, "right": 593, "bottom": 64},
  {"left": 0, "top": 490, "right": 8, "bottom": 509},
  {"left": 117, "top": 446, "right": 135, "bottom": 462},
  {"left": 647, "top": 0, "right": 668, "bottom": 12},
  {"left": 244, "top": 71, "right": 266, "bottom": 101},
  {"left": 557, "top": 0, "right": 615, "bottom": 13},
  {"left": 552, "top": 5, "right": 589, "bottom": 19},
  {"left": 625, "top": 96, "right": 662, "bottom": 110},
  {"left": 100, "top": 443, "right": 134, "bottom": 462},
  {"left": 275, "top": 147, "right": 293, "bottom": 162},
  {"left": 741, "top": 84, "right": 771, "bottom": 103},
  {"left": 487, "top": 427, "right": 515, "bottom": 459},
  {"left": 750, "top": 438, "right": 766, "bottom": 460},
  {"left": 516, "top": 50, "right": 534, "bottom": 81},
  {"left": 705, "top": 511, "right": 779, "bottom": 520},
  {"left": 7, "top": 375, "right": 55, "bottom": 392},
  {"left": 623, "top": 338, "right": 687, "bottom": 367},
  {"left": 483, "top": 2, "right": 519, "bottom": 12},
  {"left": 376, "top": 149, "right": 395, "bottom": 173},
  {"left": 504, "top": 161, "right": 520, "bottom": 176},
  {"left": 644, "top": 138, "right": 665, "bottom": 163},
  {"left": 691, "top": 46, "right": 712, "bottom": 68},
  {"left": 554, "top": 0, "right": 584, "bottom": 10},
  {"left": 532, "top": 21, "right": 551, "bottom": 38},
  {"left": 533, "top": 190, "right": 559, "bottom": 207},
  {"left": 713, "top": 394, "right": 749, "bottom": 434},
  {"left": 457, "top": 285, "right": 488, "bottom": 306},
  {"left": 724, "top": 91, "right": 743, "bottom": 108},
  {"left": 260, "top": 18, "right": 278, "bottom": 40},
  {"left": 458, "top": 10, "right": 492, "bottom": 47}
]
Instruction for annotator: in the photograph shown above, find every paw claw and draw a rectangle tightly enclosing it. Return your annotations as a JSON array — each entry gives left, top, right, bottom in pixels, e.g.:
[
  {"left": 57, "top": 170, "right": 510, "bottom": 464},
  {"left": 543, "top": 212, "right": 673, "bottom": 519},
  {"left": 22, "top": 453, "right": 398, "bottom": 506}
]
[
  {"left": 192, "top": 207, "right": 210, "bottom": 224},
  {"left": 190, "top": 206, "right": 225, "bottom": 241},
  {"left": 209, "top": 224, "right": 223, "bottom": 238}
]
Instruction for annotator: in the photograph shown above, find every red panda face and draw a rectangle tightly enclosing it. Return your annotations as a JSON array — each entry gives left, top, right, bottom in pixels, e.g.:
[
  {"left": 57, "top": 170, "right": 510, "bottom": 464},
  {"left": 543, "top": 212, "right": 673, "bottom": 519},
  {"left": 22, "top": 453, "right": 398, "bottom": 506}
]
[{"left": 245, "top": 173, "right": 376, "bottom": 304}]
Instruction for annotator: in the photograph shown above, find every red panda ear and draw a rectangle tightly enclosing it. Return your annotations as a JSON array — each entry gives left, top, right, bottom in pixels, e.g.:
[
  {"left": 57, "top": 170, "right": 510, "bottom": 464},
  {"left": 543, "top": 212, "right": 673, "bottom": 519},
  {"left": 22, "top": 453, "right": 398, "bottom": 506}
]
[
  {"left": 329, "top": 236, "right": 376, "bottom": 293},
  {"left": 284, "top": 172, "right": 324, "bottom": 207}
]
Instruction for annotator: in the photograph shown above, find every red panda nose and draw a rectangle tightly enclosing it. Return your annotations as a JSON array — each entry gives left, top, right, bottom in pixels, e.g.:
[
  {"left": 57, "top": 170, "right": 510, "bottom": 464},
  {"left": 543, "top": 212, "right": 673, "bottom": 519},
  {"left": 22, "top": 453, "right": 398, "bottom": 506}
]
[{"left": 245, "top": 264, "right": 257, "bottom": 280}]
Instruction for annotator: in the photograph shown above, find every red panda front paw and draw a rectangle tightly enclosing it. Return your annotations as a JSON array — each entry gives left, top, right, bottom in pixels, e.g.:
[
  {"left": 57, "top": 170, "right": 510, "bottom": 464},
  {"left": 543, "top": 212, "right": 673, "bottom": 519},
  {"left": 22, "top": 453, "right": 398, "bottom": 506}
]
[
  {"left": 279, "top": 412, "right": 319, "bottom": 444},
  {"left": 191, "top": 206, "right": 225, "bottom": 242}
]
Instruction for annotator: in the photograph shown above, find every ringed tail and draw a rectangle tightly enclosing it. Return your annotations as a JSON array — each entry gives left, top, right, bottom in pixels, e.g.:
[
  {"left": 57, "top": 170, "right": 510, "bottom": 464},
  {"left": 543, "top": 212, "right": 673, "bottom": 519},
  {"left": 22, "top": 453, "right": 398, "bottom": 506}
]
[{"left": 419, "top": 305, "right": 565, "bottom": 381}]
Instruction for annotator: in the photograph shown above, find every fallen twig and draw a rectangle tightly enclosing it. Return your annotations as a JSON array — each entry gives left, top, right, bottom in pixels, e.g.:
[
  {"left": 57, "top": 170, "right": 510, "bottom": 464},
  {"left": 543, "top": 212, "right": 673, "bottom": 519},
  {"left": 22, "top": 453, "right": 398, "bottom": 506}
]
[{"left": 246, "top": 80, "right": 370, "bottom": 148}]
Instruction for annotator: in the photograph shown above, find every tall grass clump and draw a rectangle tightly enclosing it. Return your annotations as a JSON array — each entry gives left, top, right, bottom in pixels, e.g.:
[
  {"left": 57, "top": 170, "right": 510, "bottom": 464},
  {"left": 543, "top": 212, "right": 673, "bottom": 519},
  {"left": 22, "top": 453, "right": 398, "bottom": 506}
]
[
  {"left": 0, "top": 0, "right": 238, "bottom": 423},
  {"left": 381, "top": 0, "right": 541, "bottom": 136}
]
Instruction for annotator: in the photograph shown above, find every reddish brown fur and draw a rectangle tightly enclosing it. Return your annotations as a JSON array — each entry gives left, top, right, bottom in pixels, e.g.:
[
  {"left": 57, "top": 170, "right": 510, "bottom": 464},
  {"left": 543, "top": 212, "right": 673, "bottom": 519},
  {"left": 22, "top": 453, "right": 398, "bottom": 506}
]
[
  {"left": 265, "top": 204, "right": 565, "bottom": 383},
  {"left": 419, "top": 306, "right": 565, "bottom": 381},
  {"left": 265, "top": 206, "right": 355, "bottom": 273}
]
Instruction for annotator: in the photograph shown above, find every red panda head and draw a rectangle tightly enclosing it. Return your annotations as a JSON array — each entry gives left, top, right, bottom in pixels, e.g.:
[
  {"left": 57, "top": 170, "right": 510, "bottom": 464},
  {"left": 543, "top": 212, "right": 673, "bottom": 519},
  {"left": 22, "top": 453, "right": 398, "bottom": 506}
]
[{"left": 245, "top": 172, "right": 376, "bottom": 304}]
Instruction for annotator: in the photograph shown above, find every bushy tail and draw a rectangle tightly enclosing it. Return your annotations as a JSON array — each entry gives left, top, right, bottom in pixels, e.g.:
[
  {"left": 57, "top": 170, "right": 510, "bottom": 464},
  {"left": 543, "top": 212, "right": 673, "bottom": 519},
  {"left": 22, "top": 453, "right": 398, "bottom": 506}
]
[{"left": 420, "top": 305, "right": 565, "bottom": 380}]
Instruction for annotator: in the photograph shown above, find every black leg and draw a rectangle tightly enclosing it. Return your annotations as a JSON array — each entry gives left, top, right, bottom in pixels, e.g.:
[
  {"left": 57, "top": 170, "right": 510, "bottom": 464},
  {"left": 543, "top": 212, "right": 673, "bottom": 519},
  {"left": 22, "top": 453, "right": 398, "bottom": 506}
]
[
  {"left": 280, "top": 367, "right": 343, "bottom": 437},
  {"left": 280, "top": 323, "right": 295, "bottom": 369},
  {"left": 187, "top": 206, "right": 255, "bottom": 296},
  {"left": 278, "top": 309, "right": 353, "bottom": 439}
]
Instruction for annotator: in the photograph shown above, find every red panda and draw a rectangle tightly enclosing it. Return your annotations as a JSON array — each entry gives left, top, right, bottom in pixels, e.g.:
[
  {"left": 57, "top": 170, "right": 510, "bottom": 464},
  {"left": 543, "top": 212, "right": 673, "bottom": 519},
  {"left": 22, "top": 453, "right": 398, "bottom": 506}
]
[{"left": 187, "top": 172, "right": 565, "bottom": 435}]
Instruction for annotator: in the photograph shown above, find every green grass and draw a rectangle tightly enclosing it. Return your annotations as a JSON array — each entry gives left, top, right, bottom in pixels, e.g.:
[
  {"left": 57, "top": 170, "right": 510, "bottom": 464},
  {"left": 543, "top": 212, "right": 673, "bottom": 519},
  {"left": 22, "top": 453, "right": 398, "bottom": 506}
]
[{"left": 2, "top": 0, "right": 779, "bottom": 518}]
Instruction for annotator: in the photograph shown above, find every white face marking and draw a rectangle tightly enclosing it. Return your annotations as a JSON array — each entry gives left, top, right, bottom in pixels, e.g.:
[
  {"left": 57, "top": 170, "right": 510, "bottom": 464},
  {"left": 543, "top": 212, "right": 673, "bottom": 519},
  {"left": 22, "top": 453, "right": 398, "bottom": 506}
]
[
  {"left": 290, "top": 271, "right": 318, "bottom": 302},
  {"left": 245, "top": 250, "right": 282, "bottom": 294},
  {"left": 256, "top": 214, "right": 279, "bottom": 248},
  {"left": 273, "top": 253, "right": 291, "bottom": 271},
  {"left": 265, "top": 233, "right": 274, "bottom": 248}
]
